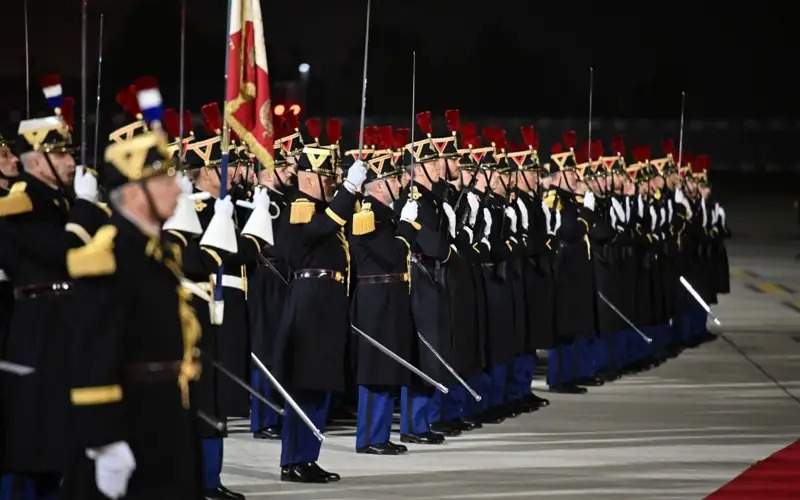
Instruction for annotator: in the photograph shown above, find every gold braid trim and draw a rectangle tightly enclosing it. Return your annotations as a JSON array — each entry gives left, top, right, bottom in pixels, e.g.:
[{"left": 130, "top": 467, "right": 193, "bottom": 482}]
[{"left": 176, "top": 286, "right": 202, "bottom": 409}]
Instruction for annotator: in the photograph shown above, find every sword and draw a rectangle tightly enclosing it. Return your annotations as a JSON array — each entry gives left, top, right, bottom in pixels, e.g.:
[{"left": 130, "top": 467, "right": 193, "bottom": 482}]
[
  {"left": 92, "top": 13, "right": 104, "bottom": 168},
  {"left": 597, "top": 291, "right": 653, "bottom": 343},
  {"left": 351, "top": 324, "right": 448, "bottom": 395},
  {"left": 408, "top": 50, "right": 416, "bottom": 192},
  {"left": 0, "top": 360, "right": 35, "bottom": 376},
  {"left": 587, "top": 66, "right": 594, "bottom": 165},
  {"left": 178, "top": 0, "right": 187, "bottom": 161},
  {"left": 81, "top": 0, "right": 88, "bottom": 167},
  {"left": 23, "top": 0, "right": 30, "bottom": 118},
  {"left": 211, "top": 360, "right": 285, "bottom": 416},
  {"left": 250, "top": 352, "right": 325, "bottom": 443},
  {"left": 679, "top": 275, "right": 722, "bottom": 326},
  {"left": 197, "top": 410, "right": 226, "bottom": 432},
  {"left": 416, "top": 331, "right": 481, "bottom": 402},
  {"left": 356, "top": 0, "right": 371, "bottom": 156},
  {"left": 677, "top": 91, "right": 686, "bottom": 171},
  {"left": 257, "top": 254, "right": 289, "bottom": 286}
]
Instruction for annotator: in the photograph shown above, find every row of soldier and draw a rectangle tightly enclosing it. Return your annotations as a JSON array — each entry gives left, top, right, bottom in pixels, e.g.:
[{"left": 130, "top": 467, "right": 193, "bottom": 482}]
[{"left": 0, "top": 76, "right": 730, "bottom": 499}]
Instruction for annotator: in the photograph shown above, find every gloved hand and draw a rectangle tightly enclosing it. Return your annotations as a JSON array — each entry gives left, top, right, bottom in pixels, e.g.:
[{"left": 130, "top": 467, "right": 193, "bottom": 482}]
[
  {"left": 542, "top": 201, "right": 554, "bottom": 235},
  {"left": 553, "top": 209, "right": 562, "bottom": 234},
  {"left": 400, "top": 200, "right": 419, "bottom": 224},
  {"left": 649, "top": 205, "right": 658, "bottom": 232},
  {"left": 442, "top": 202, "right": 456, "bottom": 238},
  {"left": 214, "top": 195, "right": 235, "bottom": 220},
  {"left": 467, "top": 192, "right": 480, "bottom": 226},
  {"left": 344, "top": 160, "right": 367, "bottom": 194},
  {"left": 716, "top": 204, "right": 727, "bottom": 227},
  {"left": 86, "top": 441, "right": 136, "bottom": 500},
  {"left": 241, "top": 186, "right": 274, "bottom": 246},
  {"left": 637, "top": 194, "right": 645, "bottom": 218},
  {"left": 583, "top": 190, "right": 596, "bottom": 211},
  {"left": 252, "top": 185, "right": 270, "bottom": 210},
  {"left": 199, "top": 195, "right": 238, "bottom": 253},
  {"left": 515, "top": 197, "right": 529, "bottom": 230},
  {"left": 504, "top": 206, "right": 518, "bottom": 233},
  {"left": 74, "top": 166, "right": 98, "bottom": 202},
  {"left": 674, "top": 187, "right": 687, "bottom": 205},
  {"left": 482, "top": 208, "right": 493, "bottom": 237},
  {"left": 176, "top": 172, "right": 194, "bottom": 195}
]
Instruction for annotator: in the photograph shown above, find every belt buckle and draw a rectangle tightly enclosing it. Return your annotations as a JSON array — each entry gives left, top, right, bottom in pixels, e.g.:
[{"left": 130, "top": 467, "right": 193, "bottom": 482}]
[
  {"left": 402, "top": 272, "right": 410, "bottom": 282},
  {"left": 334, "top": 271, "right": 344, "bottom": 283}
]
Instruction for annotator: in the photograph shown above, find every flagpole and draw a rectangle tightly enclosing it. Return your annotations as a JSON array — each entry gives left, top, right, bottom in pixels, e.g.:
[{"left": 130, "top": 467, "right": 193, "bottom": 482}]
[{"left": 214, "top": 0, "right": 233, "bottom": 305}]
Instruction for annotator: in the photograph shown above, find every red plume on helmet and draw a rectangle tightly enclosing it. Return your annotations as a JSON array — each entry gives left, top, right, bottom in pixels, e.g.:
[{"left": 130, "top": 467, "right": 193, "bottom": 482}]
[
  {"left": 115, "top": 85, "right": 140, "bottom": 118},
  {"left": 661, "top": 138, "right": 676, "bottom": 156},
  {"left": 693, "top": 154, "right": 710, "bottom": 173},
  {"left": 305, "top": 118, "right": 322, "bottom": 141},
  {"left": 520, "top": 125, "right": 536, "bottom": 149},
  {"left": 200, "top": 102, "right": 222, "bottom": 135},
  {"left": 326, "top": 118, "right": 342, "bottom": 144},
  {"left": 163, "top": 108, "right": 181, "bottom": 138},
  {"left": 444, "top": 109, "right": 461, "bottom": 134},
  {"left": 393, "top": 128, "right": 410, "bottom": 149},
  {"left": 631, "top": 145, "right": 651, "bottom": 163},
  {"left": 415, "top": 111, "right": 432, "bottom": 136},
  {"left": 550, "top": 142, "right": 563, "bottom": 155},
  {"left": 561, "top": 130, "right": 577, "bottom": 150},
  {"left": 61, "top": 96, "right": 75, "bottom": 131},
  {"left": 591, "top": 139, "right": 604, "bottom": 160},
  {"left": 611, "top": 134, "right": 626, "bottom": 156}
]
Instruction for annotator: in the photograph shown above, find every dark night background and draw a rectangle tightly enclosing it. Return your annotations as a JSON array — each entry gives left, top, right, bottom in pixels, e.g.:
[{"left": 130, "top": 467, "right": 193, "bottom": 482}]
[{"left": 1, "top": 0, "right": 799, "bottom": 173}]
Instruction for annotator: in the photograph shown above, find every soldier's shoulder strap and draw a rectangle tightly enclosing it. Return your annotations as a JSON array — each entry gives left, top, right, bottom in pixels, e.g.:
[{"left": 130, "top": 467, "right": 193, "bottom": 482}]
[
  {"left": 0, "top": 181, "right": 34, "bottom": 217},
  {"left": 67, "top": 225, "right": 118, "bottom": 278}
]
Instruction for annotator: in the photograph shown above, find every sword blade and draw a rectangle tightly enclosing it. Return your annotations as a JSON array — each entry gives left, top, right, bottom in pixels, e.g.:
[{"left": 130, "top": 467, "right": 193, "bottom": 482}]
[
  {"left": 416, "top": 331, "right": 481, "bottom": 402},
  {"left": 677, "top": 91, "right": 686, "bottom": 170},
  {"left": 351, "top": 325, "right": 448, "bottom": 395},
  {"left": 81, "top": 0, "right": 88, "bottom": 166},
  {"left": 92, "top": 13, "right": 104, "bottom": 168},
  {"left": 211, "top": 360, "right": 285, "bottom": 416},
  {"left": 679, "top": 276, "right": 722, "bottom": 326},
  {"left": 598, "top": 291, "right": 653, "bottom": 343},
  {"left": 356, "top": 0, "right": 371, "bottom": 154},
  {"left": 408, "top": 50, "right": 416, "bottom": 184},
  {"left": 0, "top": 360, "right": 35, "bottom": 376},
  {"left": 250, "top": 352, "right": 325, "bottom": 443}
]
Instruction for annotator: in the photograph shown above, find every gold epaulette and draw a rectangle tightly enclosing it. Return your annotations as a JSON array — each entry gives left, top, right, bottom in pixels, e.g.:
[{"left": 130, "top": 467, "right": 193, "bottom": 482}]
[
  {"left": 543, "top": 189, "right": 558, "bottom": 210},
  {"left": 352, "top": 202, "right": 375, "bottom": 235},
  {"left": 67, "top": 225, "right": 118, "bottom": 278},
  {"left": 290, "top": 198, "right": 315, "bottom": 224},
  {"left": 0, "top": 182, "right": 33, "bottom": 217}
]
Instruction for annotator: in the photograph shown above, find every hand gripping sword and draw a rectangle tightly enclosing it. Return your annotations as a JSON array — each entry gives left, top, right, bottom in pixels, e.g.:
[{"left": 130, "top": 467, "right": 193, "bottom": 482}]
[{"left": 416, "top": 331, "right": 482, "bottom": 402}]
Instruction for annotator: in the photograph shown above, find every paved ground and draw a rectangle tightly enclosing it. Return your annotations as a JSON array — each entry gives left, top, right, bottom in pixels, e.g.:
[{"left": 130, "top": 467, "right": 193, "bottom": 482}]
[{"left": 222, "top": 191, "right": 800, "bottom": 500}]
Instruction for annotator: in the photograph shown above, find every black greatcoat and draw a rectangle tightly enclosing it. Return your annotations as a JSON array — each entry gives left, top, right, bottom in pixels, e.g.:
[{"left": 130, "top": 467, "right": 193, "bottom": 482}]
[
  {"left": 402, "top": 183, "right": 452, "bottom": 385},
  {"left": 476, "top": 192, "right": 517, "bottom": 366},
  {"left": 521, "top": 190, "right": 556, "bottom": 350},
  {"left": 590, "top": 196, "right": 622, "bottom": 335},
  {"left": 350, "top": 197, "right": 417, "bottom": 387},
  {"left": 62, "top": 213, "right": 201, "bottom": 500},
  {"left": 0, "top": 173, "right": 107, "bottom": 473},
  {"left": 272, "top": 188, "right": 356, "bottom": 393},
  {"left": 552, "top": 189, "right": 596, "bottom": 340}
]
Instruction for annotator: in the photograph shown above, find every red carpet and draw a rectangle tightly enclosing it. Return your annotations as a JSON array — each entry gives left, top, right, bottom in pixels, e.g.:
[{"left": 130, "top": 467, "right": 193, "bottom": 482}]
[{"left": 706, "top": 439, "right": 800, "bottom": 499}]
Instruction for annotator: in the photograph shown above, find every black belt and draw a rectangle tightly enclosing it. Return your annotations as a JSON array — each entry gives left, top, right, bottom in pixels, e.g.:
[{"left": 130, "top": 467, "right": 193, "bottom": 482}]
[
  {"left": 13, "top": 281, "right": 74, "bottom": 300},
  {"left": 124, "top": 361, "right": 182, "bottom": 383},
  {"left": 292, "top": 268, "right": 345, "bottom": 284},
  {"left": 357, "top": 273, "right": 409, "bottom": 285}
]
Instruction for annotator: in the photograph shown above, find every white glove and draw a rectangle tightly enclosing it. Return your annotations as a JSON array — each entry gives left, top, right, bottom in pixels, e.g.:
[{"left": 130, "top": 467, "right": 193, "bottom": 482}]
[
  {"left": 711, "top": 202, "right": 720, "bottom": 225},
  {"left": 344, "top": 160, "right": 367, "bottom": 193},
  {"left": 504, "top": 206, "right": 518, "bottom": 233},
  {"left": 467, "top": 192, "right": 480, "bottom": 226},
  {"left": 610, "top": 207, "right": 618, "bottom": 230},
  {"left": 701, "top": 198, "right": 708, "bottom": 228},
  {"left": 400, "top": 200, "right": 419, "bottom": 224},
  {"left": 176, "top": 172, "right": 194, "bottom": 195},
  {"left": 667, "top": 199, "right": 674, "bottom": 223},
  {"left": 674, "top": 187, "right": 687, "bottom": 206},
  {"left": 482, "top": 208, "right": 493, "bottom": 238},
  {"left": 582, "top": 190, "right": 595, "bottom": 211},
  {"left": 542, "top": 201, "right": 554, "bottom": 235},
  {"left": 442, "top": 202, "right": 456, "bottom": 238},
  {"left": 241, "top": 186, "right": 274, "bottom": 246},
  {"left": 625, "top": 196, "right": 631, "bottom": 222},
  {"left": 610, "top": 197, "right": 625, "bottom": 224},
  {"left": 515, "top": 197, "right": 529, "bottom": 230},
  {"left": 86, "top": 441, "right": 136, "bottom": 500},
  {"left": 199, "top": 195, "right": 238, "bottom": 253},
  {"left": 659, "top": 207, "right": 666, "bottom": 226},
  {"left": 462, "top": 225, "right": 474, "bottom": 243},
  {"left": 649, "top": 205, "right": 658, "bottom": 232},
  {"left": 716, "top": 204, "right": 727, "bottom": 227},
  {"left": 74, "top": 166, "right": 98, "bottom": 202},
  {"left": 637, "top": 194, "right": 644, "bottom": 218}
]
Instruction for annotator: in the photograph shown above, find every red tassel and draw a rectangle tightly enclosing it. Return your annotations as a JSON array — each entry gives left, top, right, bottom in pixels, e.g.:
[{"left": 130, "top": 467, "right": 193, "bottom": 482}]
[
  {"left": 326, "top": 118, "right": 342, "bottom": 143},
  {"left": 305, "top": 117, "right": 321, "bottom": 140},
  {"left": 201, "top": 102, "right": 222, "bottom": 135},
  {"left": 445, "top": 109, "right": 461, "bottom": 134},
  {"left": 415, "top": 111, "right": 432, "bottom": 136}
]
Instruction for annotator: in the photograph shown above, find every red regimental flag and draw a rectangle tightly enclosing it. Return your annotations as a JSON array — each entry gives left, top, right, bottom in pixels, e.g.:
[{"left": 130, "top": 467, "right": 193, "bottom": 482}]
[{"left": 225, "top": 0, "right": 273, "bottom": 169}]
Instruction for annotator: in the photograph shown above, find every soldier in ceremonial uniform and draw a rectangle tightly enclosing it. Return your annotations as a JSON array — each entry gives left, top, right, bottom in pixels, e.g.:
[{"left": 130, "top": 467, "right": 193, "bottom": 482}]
[
  {"left": 272, "top": 141, "right": 366, "bottom": 482},
  {"left": 0, "top": 90, "right": 106, "bottom": 498},
  {"left": 61, "top": 125, "right": 203, "bottom": 499},
  {"left": 349, "top": 152, "right": 420, "bottom": 455},
  {"left": 0, "top": 134, "right": 19, "bottom": 351}
]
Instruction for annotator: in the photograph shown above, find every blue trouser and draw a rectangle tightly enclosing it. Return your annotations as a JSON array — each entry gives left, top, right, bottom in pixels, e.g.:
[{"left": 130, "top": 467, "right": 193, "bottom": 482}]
[
  {"left": 547, "top": 343, "right": 577, "bottom": 387},
  {"left": 507, "top": 354, "right": 535, "bottom": 401},
  {"left": 400, "top": 386, "right": 433, "bottom": 435},
  {"left": 202, "top": 437, "right": 223, "bottom": 489},
  {"left": 464, "top": 372, "right": 490, "bottom": 417},
  {"left": 488, "top": 363, "right": 508, "bottom": 407},
  {"left": 280, "top": 391, "right": 331, "bottom": 467},
  {"left": 0, "top": 473, "right": 60, "bottom": 500},
  {"left": 430, "top": 384, "right": 467, "bottom": 423},
  {"left": 250, "top": 367, "right": 282, "bottom": 432},
  {"left": 575, "top": 338, "right": 597, "bottom": 379},
  {"left": 605, "top": 330, "right": 628, "bottom": 371},
  {"left": 356, "top": 385, "right": 395, "bottom": 449}
]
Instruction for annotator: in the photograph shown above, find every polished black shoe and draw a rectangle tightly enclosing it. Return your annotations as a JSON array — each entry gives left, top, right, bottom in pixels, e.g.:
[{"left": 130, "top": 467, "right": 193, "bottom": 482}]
[
  {"left": 430, "top": 421, "right": 462, "bottom": 437},
  {"left": 574, "top": 376, "right": 604, "bottom": 387},
  {"left": 549, "top": 384, "right": 588, "bottom": 394},
  {"left": 597, "top": 369, "right": 621, "bottom": 382},
  {"left": 253, "top": 425, "right": 281, "bottom": 440},
  {"left": 357, "top": 443, "right": 402, "bottom": 455},
  {"left": 478, "top": 409, "right": 506, "bottom": 424},
  {"left": 462, "top": 417, "right": 484, "bottom": 430},
  {"left": 400, "top": 431, "right": 445, "bottom": 444},
  {"left": 281, "top": 463, "right": 328, "bottom": 483},
  {"left": 527, "top": 393, "right": 550, "bottom": 407},
  {"left": 204, "top": 485, "right": 246, "bottom": 499},
  {"left": 454, "top": 418, "right": 481, "bottom": 431},
  {"left": 386, "top": 441, "right": 408, "bottom": 453},
  {"left": 308, "top": 462, "right": 340, "bottom": 482}
]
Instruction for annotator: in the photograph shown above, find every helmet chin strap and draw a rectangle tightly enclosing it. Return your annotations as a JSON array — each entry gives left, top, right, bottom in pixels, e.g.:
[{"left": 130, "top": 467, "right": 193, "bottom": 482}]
[
  {"left": 140, "top": 179, "right": 167, "bottom": 227},
  {"left": 384, "top": 179, "right": 397, "bottom": 205},
  {"left": 419, "top": 161, "right": 435, "bottom": 186},
  {"left": 43, "top": 152, "right": 72, "bottom": 198}
]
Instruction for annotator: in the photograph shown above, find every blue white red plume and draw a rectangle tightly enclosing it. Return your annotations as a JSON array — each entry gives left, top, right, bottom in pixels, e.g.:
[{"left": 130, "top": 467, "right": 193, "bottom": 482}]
[
  {"left": 39, "top": 74, "right": 63, "bottom": 111},
  {"left": 133, "top": 76, "right": 163, "bottom": 125}
]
